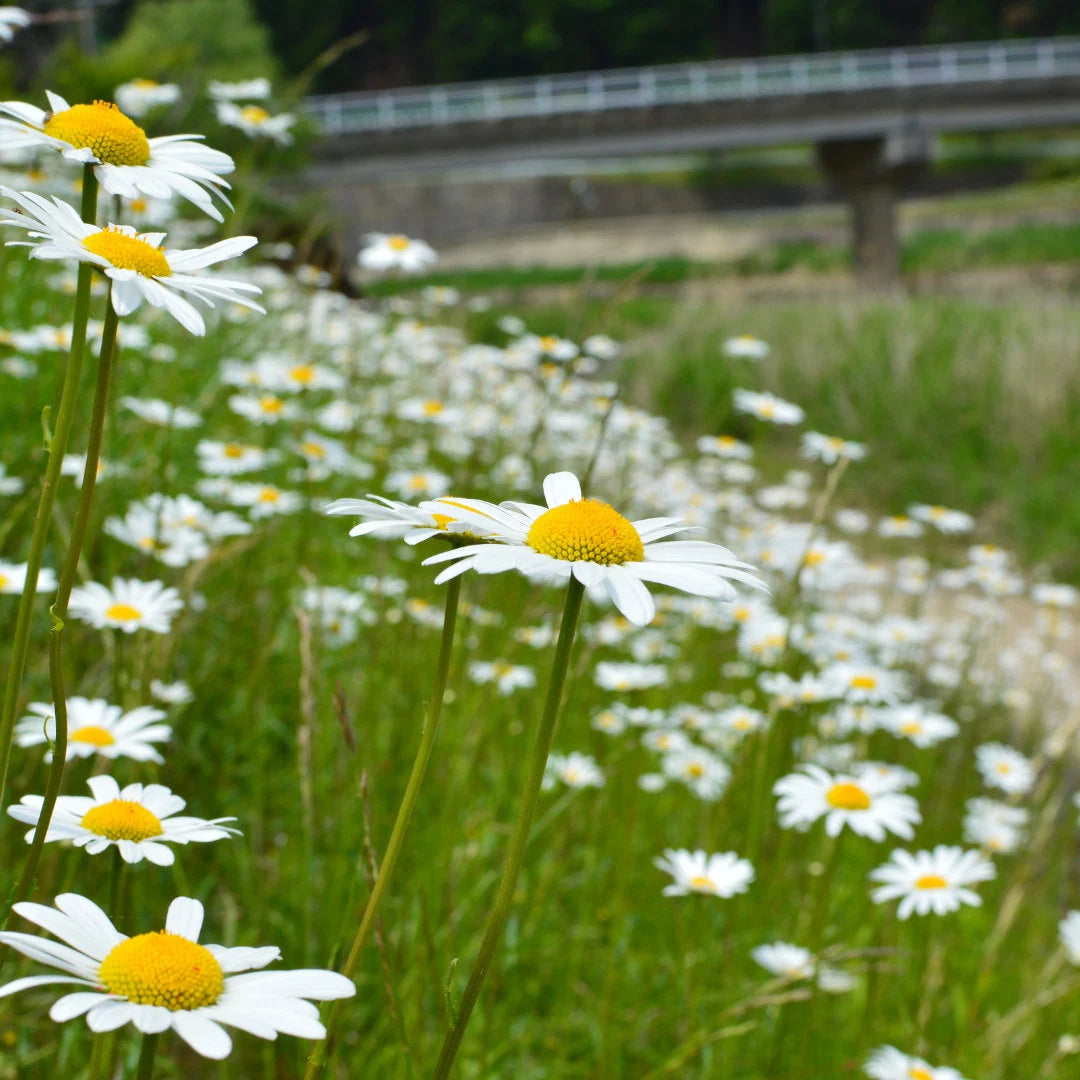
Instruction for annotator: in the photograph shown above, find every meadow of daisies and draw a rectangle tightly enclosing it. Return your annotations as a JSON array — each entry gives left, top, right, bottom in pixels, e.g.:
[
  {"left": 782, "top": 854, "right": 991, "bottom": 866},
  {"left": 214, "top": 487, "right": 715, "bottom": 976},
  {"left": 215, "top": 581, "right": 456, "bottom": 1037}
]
[{"left": 0, "top": 42, "right": 1079, "bottom": 1080}]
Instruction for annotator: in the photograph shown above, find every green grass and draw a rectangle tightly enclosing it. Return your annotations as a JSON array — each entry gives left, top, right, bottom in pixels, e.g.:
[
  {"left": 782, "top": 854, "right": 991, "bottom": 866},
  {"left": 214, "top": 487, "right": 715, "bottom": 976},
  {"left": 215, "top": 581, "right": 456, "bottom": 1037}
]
[{"left": 0, "top": 239, "right": 1079, "bottom": 1080}]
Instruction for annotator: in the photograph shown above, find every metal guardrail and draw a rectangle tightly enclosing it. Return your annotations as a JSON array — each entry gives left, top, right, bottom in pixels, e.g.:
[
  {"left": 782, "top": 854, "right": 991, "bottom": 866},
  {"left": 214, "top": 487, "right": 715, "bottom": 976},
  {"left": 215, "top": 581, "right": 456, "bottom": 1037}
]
[{"left": 304, "top": 38, "right": 1080, "bottom": 135}]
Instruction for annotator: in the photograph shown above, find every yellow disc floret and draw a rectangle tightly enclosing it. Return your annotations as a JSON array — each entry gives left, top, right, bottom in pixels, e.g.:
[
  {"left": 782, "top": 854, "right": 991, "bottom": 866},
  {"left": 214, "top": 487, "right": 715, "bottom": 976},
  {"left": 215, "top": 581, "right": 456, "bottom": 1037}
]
[
  {"left": 82, "top": 226, "right": 171, "bottom": 277},
  {"left": 69, "top": 725, "right": 116, "bottom": 747},
  {"left": 914, "top": 874, "right": 947, "bottom": 890},
  {"left": 98, "top": 932, "right": 224, "bottom": 1010},
  {"left": 825, "top": 782, "right": 872, "bottom": 811},
  {"left": 689, "top": 875, "right": 717, "bottom": 892},
  {"left": 387, "top": 235, "right": 410, "bottom": 251},
  {"left": 526, "top": 499, "right": 644, "bottom": 565},
  {"left": 240, "top": 105, "right": 270, "bottom": 125},
  {"left": 43, "top": 102, "right": 151, "bottom": 166},
  {"left": 105, "top": 603, "right": 142, "bottom": 623},
  {"left": 81, "top": 799, "right": 163, "bottom": 841}
]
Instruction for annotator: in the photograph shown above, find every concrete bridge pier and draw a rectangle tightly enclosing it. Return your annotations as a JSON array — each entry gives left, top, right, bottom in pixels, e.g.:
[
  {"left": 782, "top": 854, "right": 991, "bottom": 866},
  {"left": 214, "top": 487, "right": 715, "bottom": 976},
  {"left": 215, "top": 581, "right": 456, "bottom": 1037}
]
[{"left": 817, "top": 133, "right": 932, "bottom": 289}]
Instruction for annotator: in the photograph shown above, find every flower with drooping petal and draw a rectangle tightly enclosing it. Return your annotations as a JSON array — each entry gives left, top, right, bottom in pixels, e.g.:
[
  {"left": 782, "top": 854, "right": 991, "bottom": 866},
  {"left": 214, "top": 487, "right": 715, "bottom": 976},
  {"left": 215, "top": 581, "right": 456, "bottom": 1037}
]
[
  {"left": 418, "top": 472, "right": 766, "bottom": 627},
  {"left": 8, "top": 776, "right": 238, "bottom": 866},
  {"left": 0, "top": 894, "right": 354, "bottom": 1059},
  {"left": 0, "top": 188, "right": 263, "bottom": 335},
  {"left": 0, "top": 91, "right": 233, "bottom": 220}
]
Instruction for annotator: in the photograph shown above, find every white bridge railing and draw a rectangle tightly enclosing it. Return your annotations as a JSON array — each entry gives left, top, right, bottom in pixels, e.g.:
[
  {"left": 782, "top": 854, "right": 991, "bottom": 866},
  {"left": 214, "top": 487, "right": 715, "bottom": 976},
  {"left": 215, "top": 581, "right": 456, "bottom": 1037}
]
[{"left": 304, "top": 37, "right": 1080, "bottom": 135}]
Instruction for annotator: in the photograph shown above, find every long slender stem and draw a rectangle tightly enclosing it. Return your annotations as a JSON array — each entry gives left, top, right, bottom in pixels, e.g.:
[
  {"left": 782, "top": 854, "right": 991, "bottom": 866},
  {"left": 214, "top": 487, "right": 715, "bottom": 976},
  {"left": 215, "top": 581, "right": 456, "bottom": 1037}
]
[
  {"left": 0, "top": 166, "right": 98, "bottom": 812},
  {"left": 432, "top": 575, "right": 586, "bottom": 1080},
  {"left": 135, "top": 1032, "right": 159, "bottom": 1080},
  {"left": 9, "top": 297, "right": 119, "bottom": 914},
  {"left": 304, "top": 574, "right": 463, "bottom": 1079}
]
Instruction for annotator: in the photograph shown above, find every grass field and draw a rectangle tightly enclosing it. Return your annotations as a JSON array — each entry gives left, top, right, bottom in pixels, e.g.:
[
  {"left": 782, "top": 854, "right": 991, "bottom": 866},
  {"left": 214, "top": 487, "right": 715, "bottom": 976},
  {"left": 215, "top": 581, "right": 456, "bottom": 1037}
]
[{"left": 1, "top": 176, "right": 1080, "bottom": 1080}]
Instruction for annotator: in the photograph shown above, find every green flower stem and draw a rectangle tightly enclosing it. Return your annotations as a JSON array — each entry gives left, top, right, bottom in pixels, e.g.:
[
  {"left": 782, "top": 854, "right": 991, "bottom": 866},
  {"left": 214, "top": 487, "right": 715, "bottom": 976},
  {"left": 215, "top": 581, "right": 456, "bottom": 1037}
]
[
  {"left": 10, "top": 296, "right": 119, "bottom": 914},
  {"left": 303, "top": 574, "right": 463, "bottom": 1079},
  {"left": 135, "top": 1031, "right": 159, "bottom": 1080},
  {"left": 432, "top": 575, "right": 586, "bottom": 1080},
  {"left": 0, "top": 165, "right": 98, "bottom": 813}
]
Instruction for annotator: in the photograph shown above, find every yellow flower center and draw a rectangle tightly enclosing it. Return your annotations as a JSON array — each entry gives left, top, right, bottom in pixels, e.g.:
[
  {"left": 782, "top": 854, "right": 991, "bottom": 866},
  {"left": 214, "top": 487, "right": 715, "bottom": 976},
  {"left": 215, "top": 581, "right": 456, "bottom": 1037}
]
[
  {"left": 289, "top": 365, "right": 315, "bottom": 385},
  {"left": 422, "top": 400, "right": 444, "bottom": 415},
  {"left": 69, "top": 725, "right": 115, "bottom": 747},
  {"left": 0, "top": 574, "right": 7, "bottom": 589},
  {"left": 526, "top": 499, "right": 644, "bottom": 565},
  {"left": 900, "top": 721, "right": 922, "bottom": 736},
  {"left": 717, "top": 436, "right": 736, "bottom": 447},
  {"left": 387, "top": 235, "right": 410, "bottom": 251},
  {"left": 539, "top": 335, "right": 558, "bottom": 350},
  {"left": 82, "top": 227, "right": 170, "bottom": 277},
  {"left": 222, "top": 444, "right": 247, "bottom": 459},
  {"left": 301, "top": 440, "right": 326, "bottom": 459},
  {"left": 259, "top": 395, "right": 283, "bottom": 414},
  {"left": 850, "top": 674, "right": 877, "bottom": 690},
  {"left": 915, "top": 875, "right": 947, "bottom": 891},
  {"left": 909, "top": 1070, "right": 933, "bottom": 1080},
  {"left": 689, "top": 875, "right": 716, "bottom": 892},
  {"left": 257, "top": 487, "right": 280, "bottom": 503},
  {"left": 803, "top": 549, "right": 826, "bottom": 567},
  {"left": 43, "top": 102, "right": 151, "bottom": 166},
  {"left": 81, "top": 799, "right": 163, "bottom": 841},
  {"left": 130, "top": 197, "right": 148, "bottom": 214},
  {"left": 240, "top": 105, "right": 270, "bottom": 125},
  {"left": 825, "top": 782, "right": 871, "bottom": 811},
  {"left": 98, "top": 932, "right": 224, "bottom": 1010},
  {"left": 105, "top": 603, "right": 142, "bottom": 623},
  {"left": 758, "top": 402, "right": 776, "bottom": 418},
  {"left": 732, "top": 718, "right": 752, "bottom": 731},
  {"left": 685, "top": 763, "right": 705, "bottom": 778},
  {"left": 995, "top": 762, "right": 1011, "bottom": 774},
  {"left": 132, "top": 79, "right": 159, "bottom": 89}
]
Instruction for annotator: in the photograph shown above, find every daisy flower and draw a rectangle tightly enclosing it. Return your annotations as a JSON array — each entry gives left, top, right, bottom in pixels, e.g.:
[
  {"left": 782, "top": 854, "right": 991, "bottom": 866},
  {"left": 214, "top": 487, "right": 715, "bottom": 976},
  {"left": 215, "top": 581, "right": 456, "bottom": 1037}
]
[
  {"left": 543, "top": 752, "right": 605, "bottom": 790},
  {"left": 197, "top": 441, "right": 279, "bottom": 475},
  {"left": 419, "top": 471, "right": 765, "bottom": 628},
  {"left": 723, "top": 334, "right": 769, "bottom": 360},
  {"left": 0, "top": 91, "right": 233, "bottom": 220},
  {"left": 0, "top": 7, "right": 29, "bottom": 43},
  {"left": 208, "top": 78, "right": 272, "bottom": 101},
  {"left": 225, "top": 483, "right": 304, "bottom": 519},
  {"left": 773, "top": 764, "right": 920, "bottom": 841},
  {"left": 864, "top": 1045, "right": 968, "bottom": 1080},
  {"left": 0, "top": 560, "right": 56, "bottom": 594},
  {"left": 696, "top": 434, "right": 753, "bottom": 459},
  {"left": 751, "top": 941, "right": 814, "bottom": 980},
  {"left": 0, "top": 894, "right": 354, "bottom": 1059},
  {"left": 909, "top": 503, "right": 974, "bottom": 534},
  {"left": 975, "top": 742, "right": 1035, "bottom": 795},
  {"left": 882, "top": 705, "right": 959, "bottom": 748},
  {"left": 869, "top": 846, "right": 995, "bottom": 919},
  {"left": 0, "top": 462, "right": 25, "bottom": 495},
  {"left": 732, "top": 388, "right": 804, "bottom": 425},
  {"left": 216, "top": 102, "right": 296, "bottom": 145},
  {"left": 594, "top": 661, "right": 668, "bottom": 691},
  {"left": 114, "top": 79, "right": 181, "bottom": 118},
  {"left": 16, "top": 698, "right": 170, "bottom": 763},
  {"left": 68, "top": 577, "right": 183, "bottom": 634},
  {"left": 654, "top": 849, "right": 754, "bottom": 897},
  {"left": 358, "top": 233, "right": 437, "bottom": 273},
  {"left": 8, "top": 776, "right": 238, "bottom": 866},
  {"left": 661, "top": 748, "right": 731, "bottom": 801},
  {"left": 0, "top": 189, "right": 263, "bottom": 335},
  {"left": 801, "top": 431, "right": 868, "bottom": 465},
  {"left": 878, "top": 515, "right": 924, "bottom": 539},
  {"left": 150, "top": 680, "right": 193, "bottom": 706}
]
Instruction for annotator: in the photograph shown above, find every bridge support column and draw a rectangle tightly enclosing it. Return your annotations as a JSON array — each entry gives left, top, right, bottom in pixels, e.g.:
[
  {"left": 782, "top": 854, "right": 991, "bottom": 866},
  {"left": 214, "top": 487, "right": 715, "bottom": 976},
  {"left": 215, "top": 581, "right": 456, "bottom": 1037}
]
[{"left": 817, "top": 134, "right": 930, "bottom": 291}]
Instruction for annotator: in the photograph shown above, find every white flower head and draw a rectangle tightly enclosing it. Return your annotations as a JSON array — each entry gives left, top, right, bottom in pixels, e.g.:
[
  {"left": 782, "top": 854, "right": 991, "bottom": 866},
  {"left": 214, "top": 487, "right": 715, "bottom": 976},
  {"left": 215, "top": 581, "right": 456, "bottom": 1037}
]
[
  {"left": 0, "top": 894, "right": 354, "bottom": 1059},
  {"left": 864, "top": 1045, "right": 968, "bottom": 1080},
  {"left": 773, "top": 764, "right": 921, "bottom": 842},
  {"left": 68, "top": 577, "right": 183, "bottom": 634},
  {"left": 654, "top": 849, "right": 754, "bottom": 897},
  {"left": 16, "top": 698, "right": 170, "bottom": 763},
  {"left": 0, "top": 91, "right": 235, "bottom": 219},
  {"left": 869, "top": 846, "right": 995, "bottom": 919},
  {"left": 420, "top": 471, "right": 766, "bottom": 628},
  {"left": 358, "top": 233, "right": 437, "bottom": 273},
  {"left": 8, "top": 775, "right": 238, "bottom": 866},
  {"left": 0, "top": 189, "right": 263, "bottom": 335}
]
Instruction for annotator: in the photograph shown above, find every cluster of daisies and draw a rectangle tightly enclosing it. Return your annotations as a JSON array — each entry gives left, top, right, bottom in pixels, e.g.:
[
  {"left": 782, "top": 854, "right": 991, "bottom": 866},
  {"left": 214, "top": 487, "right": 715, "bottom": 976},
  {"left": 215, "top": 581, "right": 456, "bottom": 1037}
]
[{"left": 0, "top": 75, "right": 356, "bottom": 1063}]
